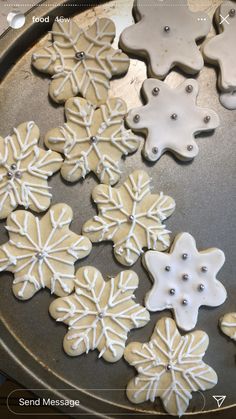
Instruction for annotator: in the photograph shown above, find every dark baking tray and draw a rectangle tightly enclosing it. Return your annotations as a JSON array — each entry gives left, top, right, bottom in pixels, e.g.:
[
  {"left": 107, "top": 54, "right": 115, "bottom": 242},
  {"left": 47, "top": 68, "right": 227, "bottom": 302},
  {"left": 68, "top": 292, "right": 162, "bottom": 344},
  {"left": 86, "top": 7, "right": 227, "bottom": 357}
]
[{"left": 0, "top": 0, "right": 235, "bottom": 417}]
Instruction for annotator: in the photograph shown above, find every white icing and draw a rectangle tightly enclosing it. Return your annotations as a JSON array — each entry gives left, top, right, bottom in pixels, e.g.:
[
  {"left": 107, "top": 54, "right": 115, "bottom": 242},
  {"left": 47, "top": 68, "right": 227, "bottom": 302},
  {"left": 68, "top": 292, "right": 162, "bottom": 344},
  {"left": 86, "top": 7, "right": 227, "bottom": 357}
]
[
  {"left": 0, "top": 121, "right": 62, "bottom": 219},
  {"left": 49, "top": 267, "right": 150, "bottom": 362},
  {"left": 144, "top": 232, "right": 227, "bottom": 331},
  {"left": 124, "top": 317, "right": 217, "bottom": 416},
  {"left": 45, "top": 97, "right": 139, "bottom": 185},
  {"left": 120, "top": 0, "right": 210, "bottom": 78},
  {"left": 203, "top": 1, "right": 236, "bottom": 109},
  {"left": 220, "top": 312, "right": 236, "bottom": 341},
  {"left": 32, "top": 18, "right": 129, "bottom": 104},
  {"left": 126, "top": 78, "right": 220, "bottom": 162},
  {"left": 83, "top": 170, "right": 175, "bottom": 266},
  {"left": 0, "top": 204, "right": 91, "bottom": 299}
]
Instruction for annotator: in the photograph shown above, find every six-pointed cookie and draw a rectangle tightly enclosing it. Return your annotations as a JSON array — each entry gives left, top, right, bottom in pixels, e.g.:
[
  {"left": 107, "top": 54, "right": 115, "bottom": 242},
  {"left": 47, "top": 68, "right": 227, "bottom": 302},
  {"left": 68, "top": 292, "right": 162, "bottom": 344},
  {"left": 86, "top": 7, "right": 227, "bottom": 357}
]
[
  {"left": 126, "top": 78, "right": 220, "bottom": 162},
  {"left": 120, "top": 0, "right": 211, "bottom": 78},
  {"left": 220, "top": 312, "right": 236, "bottom": 341},
  {"left": 143, "top": 232, "right": 227, "bottom": 331},
  {"left": 45, "top": 97, "right": 140, "bottom": 185},
  {"left": 0, "top": 121, "right": 62, "bottom": 219},
  {"left": 32, "top": 18, "right": 130, "bottom": 104},
  {"left": 124, "top": 317, "right": 218, "bottom": 416},
  {"left": 203, "top": 1, "right": 236, "bottom": 109},
  {"left": 0, "top": 203, "right": 92, "bottom": 299},
  {"left": 82, "top": 170, "right": 175, "bottom": 266},
  {"left": 49, "top": 267, "right": 150, "bottom": 362}
]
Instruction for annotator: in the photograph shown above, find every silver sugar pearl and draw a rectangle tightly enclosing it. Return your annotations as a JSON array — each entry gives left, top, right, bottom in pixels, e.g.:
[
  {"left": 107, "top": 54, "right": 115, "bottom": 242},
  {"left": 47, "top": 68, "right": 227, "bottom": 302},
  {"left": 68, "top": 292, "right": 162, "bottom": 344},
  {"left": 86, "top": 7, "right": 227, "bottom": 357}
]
[
  {"left": 187, "top": 145, "right": 193, "bottom": 151},
  {"left": 90, "top": 135, "right": 98, "bottom": 144},
  {"left": 75, "top": 51, "right": 85, "bottom": 60},
  {"left": 128, "top": 215, "right": 134, "bottom": 222},
  {"left": 171, "top": 113, "right": 178, "bottom": 120},
  {"left": 182, "top": 299, "right": 188, "bottom": 305},
  {"left": 169, "top": 288, "right": 175, "bottom": 295},
  {"left": 98, "top": 312, "right": 105, "bottom": 318},
  {"left": 165, "top": 265, "right": 171, "bottom": 272},
  {"left": 186, "top": 84, "right": 193, "bottom": 93},
  {"left": 229, "top": 8, "right": 235, "bottom": 17},
  {"left": 152, "top": 87, "right": 160, "bottom": 96},
  {"left": 15, "top": 171, "right": 22, "bottom": 179},
  {"left": 166, "top": 364, "right": 172, "bottom": 371},
  {"left": 10, "top": 163, "right": 17, "bottom": 170},
  {"left": 7, "top": 171, "right": 13, "bottom": 179},
  {"left": 152, "top": 147, "right": 158, "bottom": 154},
  {"left": 182, "top": 274, "right": 189, "bottom": 280},
  {"left": 164, "top": 26, "right": 170, "bottom": 32},
  {"left": 198, "top": 284, "right": 205, "bottom": 291},
  {"left": 204, "top": 115, "right": 211, "bottom": 123},
  {"left": 201, "top": 266, "right": 207, "bottom": 272},
  {"left": 182, "top": 253, "right": 188, "bottom": 260},
  {"left": 133, "top": 114, "right": 140, "bottom": 123},
  {"left": 36, "top": 252, "right": 44, "bottom": 260}
]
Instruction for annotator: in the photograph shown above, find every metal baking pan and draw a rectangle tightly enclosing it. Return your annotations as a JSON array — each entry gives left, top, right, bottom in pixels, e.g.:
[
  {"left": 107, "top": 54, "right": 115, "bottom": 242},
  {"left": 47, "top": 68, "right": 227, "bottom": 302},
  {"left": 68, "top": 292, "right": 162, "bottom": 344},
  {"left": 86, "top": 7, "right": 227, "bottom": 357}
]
[{"left": 0, "top": 0, "right": 235, "bottom": 417}]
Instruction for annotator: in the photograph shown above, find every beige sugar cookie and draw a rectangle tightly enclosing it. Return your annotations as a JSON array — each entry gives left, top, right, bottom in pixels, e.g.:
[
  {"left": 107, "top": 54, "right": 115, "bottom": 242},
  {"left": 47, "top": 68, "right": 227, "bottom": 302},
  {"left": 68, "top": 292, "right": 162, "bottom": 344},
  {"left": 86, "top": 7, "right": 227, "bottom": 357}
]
[
  {"left": 124, "top": 317, "right": 218, "bottom": 416},
  {"left": 82, "top": 170, "right": 175, "bottom": 266},
  {"left": 126, "top": 78, "right": 220, "bottom": 162},
  {"left": 49, "top": 267, "right": 150, "bottom": 362},
  {"left": 44, "top": 97, "right": 140, "bottom": 185},
  {"left": 0, "top": 121, "right": 62, "bottom": 219},
  {"left": 220, "top": 312, "right": 236, "bottom": 341},
  {"left": 203, "top": 1, "right": 236, "bottom": 109},
  {"left": 32, "top": 18, "right": 130, "bottom": 105},
  {"left": 120, "top": 0, "right": 211, "bottom": 79},
  {"left": 0, "top": 203, "right": 92, "bottom": 300}
]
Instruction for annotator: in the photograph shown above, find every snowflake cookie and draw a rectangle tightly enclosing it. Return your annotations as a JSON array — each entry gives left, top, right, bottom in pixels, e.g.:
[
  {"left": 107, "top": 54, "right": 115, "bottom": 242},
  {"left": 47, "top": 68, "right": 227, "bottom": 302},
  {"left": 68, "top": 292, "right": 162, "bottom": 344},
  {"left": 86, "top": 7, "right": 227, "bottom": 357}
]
[
  {"left": 82, "top": 170, "right": 175, "bottom": 266},
  {"left": 124, "top": 317, "right": 218, "bottom": 416},
  {"left": 44, "top": 97, "right": 140, "bottom": 184},
  {"left": 0, "top": 121, "right": 62, "bottom": 220},
  {"left": 119, "top": 0, "right": 211, "bottom": 79},
  {"left": 49, "top": 267, "right": 150, "bottom": 362},
  {"left": 32, "top": 18, "right": 130, "bottom": 105},
  {"left": 220, "top": 313, "right": 236, "bottom": 341},
  {"left": 143, "top": 233, "right": 227, "bottom": 331},
  {"left": 126, "top": 78, "right": 220, "bottom": 162},
  {"left": 203, "top": 1, "right": 236, "bottom": 109},
  {"left": 0, "top": 203, "right": 92, "bottom": 300}
]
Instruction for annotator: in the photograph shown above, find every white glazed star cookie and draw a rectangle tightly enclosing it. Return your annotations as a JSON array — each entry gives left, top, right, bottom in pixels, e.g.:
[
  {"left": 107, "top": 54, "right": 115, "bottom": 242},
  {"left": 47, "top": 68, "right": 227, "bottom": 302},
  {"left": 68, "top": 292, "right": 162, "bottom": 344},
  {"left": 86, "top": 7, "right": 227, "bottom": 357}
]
[
  {"left": 82, "top": 170, "right": 175, "bottom": 266},
  {"left": 0, "top": 204, "right": 92, "bottom": 300},
  {"left": 126, "top": 78, "right": 220, "bottom": 162},
  {"left": 0, "top": 121, "right": 62, "bottom": 219},
  {"left": 143, "top": 232, "right": 227, "bottom": 331},
  {"left": 220, "top": 312, "right": 236, "bottom": 341},
  {"left": 120, "top": 0, "right": 211, "bottom": 79},
  {"left": 44, "top": 97, "right": 140, "bottom": 185},
  {"left": 203, "top": 1, "right": 236, "bottom": 109},
  {"left": 124, "top": 317, "right": 218, "bottom": 416},
  {"left": 49, "top": 267, "right": 150, "bottom": 362},
  {"left": 32, "top": 18, "right": 130, "bottom": 105}
]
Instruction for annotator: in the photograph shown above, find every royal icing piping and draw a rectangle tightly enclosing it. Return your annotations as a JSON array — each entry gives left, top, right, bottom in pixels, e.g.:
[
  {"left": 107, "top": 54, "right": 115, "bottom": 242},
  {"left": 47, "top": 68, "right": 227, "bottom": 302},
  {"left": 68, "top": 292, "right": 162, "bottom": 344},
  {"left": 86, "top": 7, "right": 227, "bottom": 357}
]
[
  {"left": 49, "top": 267, "right": 150, "bottom": 362},
  {"left": 144, "top": 232, "right": 227, "bottom": 331},
  {"left": 0, "top": 203, "right": 92, "bottom": 300},
  {"left": 0, "top": 121, "right": 62, "bottom": 219},
  {"left": 126, "top": 78, "right": 220, "bottom": 162},
  {"left": 203, "top": 1, "right": 236, "bottom": 109},
  {"left": 82, "top": 170, "right": 175, "bottom": 266},
  {"left": 220, "top": 312, "right": 236, "bottom": 341},
  {"left": 124, "top": 317, "right": 218, "bottom": 416},
  {"left": 120, "top": 0, "right": 210, "bottom": 79},
  {"left": 32, "top": 18, "right": 130, "bottom": 104},
  {"left": 45, "top": 97, "right": 140, "bottom": 185}
]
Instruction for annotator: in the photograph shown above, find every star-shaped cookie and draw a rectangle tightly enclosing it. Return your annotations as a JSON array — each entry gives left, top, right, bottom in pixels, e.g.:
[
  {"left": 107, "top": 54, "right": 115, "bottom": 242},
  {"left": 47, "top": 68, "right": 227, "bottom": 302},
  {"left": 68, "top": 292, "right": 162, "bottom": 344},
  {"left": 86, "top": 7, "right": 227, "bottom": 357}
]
[
  {"left": 0, "top": 121, "right": 62, "bottom": 219},
  {"left": 126, "top": 78, "right": 220, "bottom": 162},
  {"left": 220, "top": 312, "right": 236, "bottom": 341},
  {"left": 49, "top": 267, "right": 150, "bottom": 362},
  {"left": 120, "top": 0, "right": 211, "bottom": 78},
  {"left": 143, "top": 232, "right": 227, "bottom": 331},
  {"left": 44, "top": 97, "right": 140, "bottom": 185},
  {"left": 203, "top": 1, "right": 236, "bottom": 109},
  {"left": 32, "top": 18, "right": 130, "bottom": 105},
  {"left": 82, "top": 170, "right": 175, "bottom": 266},
  {"left": 0, "top": 203, "right": 92, "bottom": 300},
  {"left": 124, "top": 317, "right": 218, "bottom": 416}
]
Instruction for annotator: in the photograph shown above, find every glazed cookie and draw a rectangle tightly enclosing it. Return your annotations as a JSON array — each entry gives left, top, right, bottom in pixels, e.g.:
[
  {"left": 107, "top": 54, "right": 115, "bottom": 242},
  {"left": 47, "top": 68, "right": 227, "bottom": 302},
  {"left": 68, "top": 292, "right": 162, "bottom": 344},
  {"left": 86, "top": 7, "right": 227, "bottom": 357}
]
[
  {"left": 0, "top": 121, "right": 62, "bottom": 219},
  {"left": 220, "top": 312, "right": 236, "bottom": 341},
  {"left": 143, "top": 232, "right": 227, "bottom": 331},
  {"left": 0, "top": 204, "right": 92, "bottom": 300},
  {"left": 126, "top": 78, "right": 220, "bottom": 162},
  {"left": 32, "top": 18, "right": 130, "bottom": 105},
  {"left": 49, "top": 267, "right": 150, "bottom": 362},
  {"left": 124, "top": 317, "right": 218, "bottom": 416},
  {"left": 45, "top": 97, "right": 140, "bottom": 185},
  {"left": 82, "top": 170, "right": 175, "bottom": 266},
  {"left": 120, "top": 0, "right": 211, "bottom": 79},
  {"left": 203, "top": 1, "right": 236, "bottom": 109}
]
